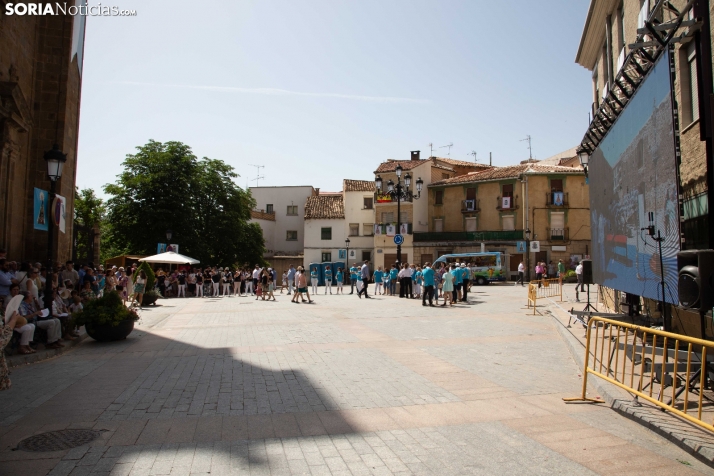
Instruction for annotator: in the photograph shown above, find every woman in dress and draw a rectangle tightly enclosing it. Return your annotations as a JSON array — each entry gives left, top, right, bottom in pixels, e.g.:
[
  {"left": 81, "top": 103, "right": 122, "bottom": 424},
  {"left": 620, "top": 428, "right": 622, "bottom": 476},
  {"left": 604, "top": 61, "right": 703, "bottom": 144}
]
[
  {"left": 105, "top": 269, "right": 117, "bottom": 293},
  {"left": 441, "top": 265, "right": 455, "bottom": 307},
  {"left": 131, "top": 271, "right": 146, "bottom": 309}
]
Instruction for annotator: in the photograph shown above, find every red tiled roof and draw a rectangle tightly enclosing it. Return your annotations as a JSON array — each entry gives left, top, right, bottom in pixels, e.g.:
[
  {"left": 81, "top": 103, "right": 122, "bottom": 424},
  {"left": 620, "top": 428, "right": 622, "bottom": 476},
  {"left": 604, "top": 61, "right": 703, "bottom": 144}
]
[
  {"left": 374, "top": 160, "right": 430, "bottom": 174},
  {"left": 429, "top": 163, "right": 584, "bottom": 186},
  {"left": 431, "top": 157, "right": 492, "bottom": 169},
  {"left": 250, "top": 210, "right": 276, "bottom": 221},
  {"left": 304, "top": 194, "right": 344, "bottom": 219},
  {"left": 343, "top": 179, "right": 375, "bottom": 192}
]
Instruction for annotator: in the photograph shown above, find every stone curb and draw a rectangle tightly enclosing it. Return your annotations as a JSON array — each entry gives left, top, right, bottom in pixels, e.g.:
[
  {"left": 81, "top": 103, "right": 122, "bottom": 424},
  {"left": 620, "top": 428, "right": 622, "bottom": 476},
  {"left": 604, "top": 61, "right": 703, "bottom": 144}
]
[
  {"left": 7, "top": 329, "right": 87, "bottom": 368},
  {"left": 545, "top": 298, "right": 714, "bottom": 468}
]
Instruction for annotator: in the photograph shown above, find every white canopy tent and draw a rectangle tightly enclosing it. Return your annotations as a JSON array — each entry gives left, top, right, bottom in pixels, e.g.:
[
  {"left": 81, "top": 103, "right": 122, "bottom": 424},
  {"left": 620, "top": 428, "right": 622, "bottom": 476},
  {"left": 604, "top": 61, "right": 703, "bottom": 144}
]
[{"left": 138, "top": 251, "right": 200, "bottom": 265}]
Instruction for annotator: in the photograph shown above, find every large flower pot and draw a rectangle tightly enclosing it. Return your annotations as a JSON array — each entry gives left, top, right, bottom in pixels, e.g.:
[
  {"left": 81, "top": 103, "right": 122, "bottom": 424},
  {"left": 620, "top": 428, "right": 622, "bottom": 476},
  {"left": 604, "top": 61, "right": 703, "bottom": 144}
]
[
  {"left": 85, "top": 319, "right": 135, "bottom": 342},
  {"left": 141, "top": 293, "right": 158, "bottom": 306}
]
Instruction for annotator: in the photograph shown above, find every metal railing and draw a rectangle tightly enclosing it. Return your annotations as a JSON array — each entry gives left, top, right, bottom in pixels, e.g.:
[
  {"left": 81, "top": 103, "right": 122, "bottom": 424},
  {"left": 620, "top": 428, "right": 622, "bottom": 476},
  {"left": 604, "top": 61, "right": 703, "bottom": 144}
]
[
  {"left": 525, "top": 279, "right": 563, "bottom": 314},
  {"left": 564, "top": 317, "right": 714, "bottom": 433},
  {"left": 547, "top": 227, "right": 569, "bottom": 242},
  {"left": 496, "top": 195, "right": 519, "bottom": 211},
  {"left": 414, "top": 230, "right": 524, "bottom": 242},
  {"left": 461, "top": 199, "right": 480, "bottom": 213}
]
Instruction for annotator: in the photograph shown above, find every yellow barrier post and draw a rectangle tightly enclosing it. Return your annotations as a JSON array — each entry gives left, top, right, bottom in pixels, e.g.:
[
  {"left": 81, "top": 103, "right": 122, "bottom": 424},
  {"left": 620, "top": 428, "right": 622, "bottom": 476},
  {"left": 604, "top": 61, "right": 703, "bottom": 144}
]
[{"left": 564, "top": 316, "right": 714, "bottom": 433}]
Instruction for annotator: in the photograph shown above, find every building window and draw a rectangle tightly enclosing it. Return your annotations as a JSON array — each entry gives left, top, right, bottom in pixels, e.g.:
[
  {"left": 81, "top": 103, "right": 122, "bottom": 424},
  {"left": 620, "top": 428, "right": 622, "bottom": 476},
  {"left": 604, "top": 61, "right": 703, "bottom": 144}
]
[
  {"left": 321, "top": 227, "right": 332, "bottom": 240},
  {"left": 435, "top": 190, "right": 444, "bottom": 205},
  {"left": 466, "top": 187, "right": 476, "bottom": 200},
  {"left": 363, "top": 197, "right": 373, "bottom": 209},
  {"left": 442, "top": 173, "right": 449, "bottom": 180},
  {"left": 287, "top": 205, "right": 298, "bottom": 215},
  {"left": 363, "top": 223, "right": 374, "bottom": 236},
  {"left": 286, "top": 230, "right": 298, "bottom": 241},
  {"left": 400, "top": 211, "right": 408, "bottom": 224},
  {"left": 465, "top": 217, "right": 477, "bottom": 232},
  {"left": 501, "top": 184, "right": 514, "bottom": 209},
  {"left": 266, "top": 204, "right": 273, "bottom": 213},
  {"left": 349, "top": 223, "right": 359, "bottom": 236},
  {"left": 321, "top": 252, "right": 332, "bottom": 262},
  {"left": 362, "top": 250, "right": 371, "bottom": 262},
  {"left": 502, "top": 215, "right": 515, "bottom": 231},
  {"left": 434, "top": 218, "right": 443, "bottom": 232},
  {"left": 381, "top": 212, "right": 394, "bottom": 223},
  {"left": 550, "top": 212, "right": 565, "bottom": 237}
]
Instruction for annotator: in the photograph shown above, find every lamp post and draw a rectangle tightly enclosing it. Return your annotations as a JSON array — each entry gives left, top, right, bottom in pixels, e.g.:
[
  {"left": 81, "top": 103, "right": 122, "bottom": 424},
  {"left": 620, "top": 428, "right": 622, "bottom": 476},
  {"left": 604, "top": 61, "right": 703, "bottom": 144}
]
[
  {"left": 344, "top": 238, "right": 350, "bottom": 284},
  {"left": 43, "top": 143, "right": 67, "bottom": 314},
  {"left": 525, "top": 228, "right": 531, "bottom": 282},
  {"left": 578, "top": 149, "right": 590, "bottom": 183},
  {"left": 375, "top": 163, "right": 423, "bottom": 266},
  {"left": 166, "top": 229, "right": 173, "bottom": 242}
]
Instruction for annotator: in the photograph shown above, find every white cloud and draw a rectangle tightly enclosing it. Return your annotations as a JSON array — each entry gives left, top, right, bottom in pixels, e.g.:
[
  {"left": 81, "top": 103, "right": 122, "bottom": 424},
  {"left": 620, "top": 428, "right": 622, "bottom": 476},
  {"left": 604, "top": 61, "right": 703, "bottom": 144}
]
[{"left": 114, "top": 81, "right": 429, "bottom": 104}]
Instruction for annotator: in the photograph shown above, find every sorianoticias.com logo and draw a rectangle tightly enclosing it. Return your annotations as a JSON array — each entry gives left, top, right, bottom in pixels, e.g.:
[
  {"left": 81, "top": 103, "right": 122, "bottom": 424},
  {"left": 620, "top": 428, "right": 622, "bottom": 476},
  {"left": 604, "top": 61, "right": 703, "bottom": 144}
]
[{"left": 4, "top": 2, "right": 136, "bottom": 16}]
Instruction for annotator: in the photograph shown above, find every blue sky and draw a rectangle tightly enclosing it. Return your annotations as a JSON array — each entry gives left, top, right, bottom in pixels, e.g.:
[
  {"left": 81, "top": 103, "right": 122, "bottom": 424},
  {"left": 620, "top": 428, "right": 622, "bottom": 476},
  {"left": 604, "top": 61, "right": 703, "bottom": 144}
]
[{"left": 77, "top": 0, "right": 592, "bottom": 195}]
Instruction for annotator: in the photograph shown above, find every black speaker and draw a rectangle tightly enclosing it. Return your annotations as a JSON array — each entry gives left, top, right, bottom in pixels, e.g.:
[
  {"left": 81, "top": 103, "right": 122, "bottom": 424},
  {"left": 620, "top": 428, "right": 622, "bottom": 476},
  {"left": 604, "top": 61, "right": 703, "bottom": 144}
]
[
  {"left": 581, "top": 259, "right": 593, "bottom": 284},
  {"left": 677, "top": 250, "right": 714, "bottom": 311}
]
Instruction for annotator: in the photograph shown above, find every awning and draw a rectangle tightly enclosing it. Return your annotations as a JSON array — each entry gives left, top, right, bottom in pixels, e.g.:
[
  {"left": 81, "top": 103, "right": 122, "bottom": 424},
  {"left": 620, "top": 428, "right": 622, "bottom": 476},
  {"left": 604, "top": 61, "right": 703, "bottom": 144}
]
[{"left": 138, "top": 251, "right": 200, "bottom": 265}]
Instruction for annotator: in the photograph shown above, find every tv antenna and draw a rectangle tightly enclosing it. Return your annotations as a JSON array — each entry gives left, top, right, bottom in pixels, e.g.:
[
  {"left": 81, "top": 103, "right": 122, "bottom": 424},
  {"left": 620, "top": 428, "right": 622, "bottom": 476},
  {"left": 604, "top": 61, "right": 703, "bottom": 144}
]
[
  {"left": 428, "top": 143, "right": 434, "bottom": 157},
  {"left": 439, "top": 142, "right": 454, "bottom": 156},
  {"left": 520, "top": 135, "right": 532, "bottom": 160},
  {"left": 248, "top": 164, "right": 265, "bottom": 187},
  {"left": 468, "top": 151, "right": 477, "bottom": 162}
]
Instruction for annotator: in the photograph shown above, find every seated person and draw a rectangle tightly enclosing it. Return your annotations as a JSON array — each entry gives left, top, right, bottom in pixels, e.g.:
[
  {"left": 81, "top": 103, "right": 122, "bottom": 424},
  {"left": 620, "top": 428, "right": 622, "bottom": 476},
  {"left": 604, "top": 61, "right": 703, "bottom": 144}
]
[
  {"left": 80, "top": 281, "right": 96, "bottom": 303},
  {"left": 18, "top": 291, "right": 63, "bottom": 350}
]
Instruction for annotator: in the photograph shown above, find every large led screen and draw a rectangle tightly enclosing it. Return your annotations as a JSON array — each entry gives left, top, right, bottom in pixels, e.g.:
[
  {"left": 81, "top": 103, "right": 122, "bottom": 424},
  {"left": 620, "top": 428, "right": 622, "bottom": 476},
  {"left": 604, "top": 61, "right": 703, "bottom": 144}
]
[{"left": 589, "top": 49, "right": 680, "bottom": 303}]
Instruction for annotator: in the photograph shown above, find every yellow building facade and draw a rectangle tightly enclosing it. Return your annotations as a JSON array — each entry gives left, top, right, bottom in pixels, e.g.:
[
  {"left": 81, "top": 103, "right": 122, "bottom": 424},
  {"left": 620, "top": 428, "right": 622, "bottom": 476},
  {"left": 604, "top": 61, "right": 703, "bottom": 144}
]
[{"left": 416, "top": 162, "right": 591, "bottom": 279}]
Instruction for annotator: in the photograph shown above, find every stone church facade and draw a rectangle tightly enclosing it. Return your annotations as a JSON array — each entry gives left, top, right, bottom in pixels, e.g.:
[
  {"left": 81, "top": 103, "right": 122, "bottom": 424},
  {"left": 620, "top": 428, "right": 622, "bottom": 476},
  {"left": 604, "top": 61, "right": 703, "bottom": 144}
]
[{"left": 0, "top": 3, "right": 86, "bottom": 262}]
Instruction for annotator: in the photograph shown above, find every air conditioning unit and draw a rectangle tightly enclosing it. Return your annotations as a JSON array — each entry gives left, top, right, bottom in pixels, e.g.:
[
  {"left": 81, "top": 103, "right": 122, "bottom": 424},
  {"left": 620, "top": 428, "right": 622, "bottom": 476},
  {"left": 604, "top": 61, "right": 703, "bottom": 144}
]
[{"left": 464, "top": 200, "right": 475, "bottom": 211}]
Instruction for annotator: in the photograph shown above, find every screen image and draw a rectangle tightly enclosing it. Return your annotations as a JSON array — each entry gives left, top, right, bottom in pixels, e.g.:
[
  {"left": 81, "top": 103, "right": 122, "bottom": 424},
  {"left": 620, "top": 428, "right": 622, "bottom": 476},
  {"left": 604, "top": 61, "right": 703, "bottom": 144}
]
[{"left": 589, "top": 49, "right": 680, "bottom": 303}]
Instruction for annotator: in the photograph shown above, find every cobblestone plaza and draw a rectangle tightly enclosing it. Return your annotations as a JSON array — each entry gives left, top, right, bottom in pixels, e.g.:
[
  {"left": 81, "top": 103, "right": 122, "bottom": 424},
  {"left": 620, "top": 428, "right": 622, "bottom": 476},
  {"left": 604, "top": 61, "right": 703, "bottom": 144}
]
[{"left": 1, "top": 285, "right": 712, "bottom": 475}]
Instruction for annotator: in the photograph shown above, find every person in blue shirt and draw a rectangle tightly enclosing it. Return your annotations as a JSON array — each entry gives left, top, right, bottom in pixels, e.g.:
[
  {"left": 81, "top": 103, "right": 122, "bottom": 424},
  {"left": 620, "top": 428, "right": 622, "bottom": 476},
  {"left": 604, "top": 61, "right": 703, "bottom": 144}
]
[
  {"left": 414, "top": 267, "right": 423, "bottom": 298},
  {"left": 389, "top": 264, "right": 399, "bottom": 296},
  {"left": 382, "top": 271, "right": 391, "bottom": 296},
  {"left": 421, "top": 263, "right": 435, "bottom": 306},
  {"left": 373, "top": 267, "right": 384, "bottom": 295},
  {"left": 324, "top": 265, "right": 333, "bottom": 295},
  {"left": 453, "top": 262, "right": 463, "bottom": 302},
  {"left": 310, "top": 268, "right": 318, "bottom": 295},
  {"left": 336, "top": 268, "right": 344, "bottom": 294},
  {"left": 349, "top": 264, "right": 359, "bottom": 294},
  {"left": 461, "top": 263, "right": 471, "bottom": 302}
]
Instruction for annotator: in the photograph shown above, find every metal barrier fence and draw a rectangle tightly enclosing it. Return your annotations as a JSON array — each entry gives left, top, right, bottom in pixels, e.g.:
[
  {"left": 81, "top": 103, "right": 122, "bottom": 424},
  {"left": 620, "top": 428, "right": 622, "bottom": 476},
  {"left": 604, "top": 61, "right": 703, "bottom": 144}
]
[
  {"left": 564, "top": 316, "right": 714, "bottom": 433},
  {"left": 526, "top": 279, "right": 563, "bottom": 314}
]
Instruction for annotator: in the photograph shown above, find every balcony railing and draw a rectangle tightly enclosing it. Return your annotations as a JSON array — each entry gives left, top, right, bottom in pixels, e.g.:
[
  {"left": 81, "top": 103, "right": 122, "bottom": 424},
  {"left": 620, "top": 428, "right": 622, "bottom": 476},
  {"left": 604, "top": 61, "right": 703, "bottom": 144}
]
[
  {"left": 413, "top": 230, "right": 524, "bottom": 243},
  {"left": 546, "top": 192, "right": 568, "bottom": 207},
  {"left": 496, "top": 195, "right": 519, "bottom": 211},
  {"left": 547, "top": 227, "right": 569, "bottom": 242},
  {"left": 461, "top": 199, "right": 480, "bottom": 213}
]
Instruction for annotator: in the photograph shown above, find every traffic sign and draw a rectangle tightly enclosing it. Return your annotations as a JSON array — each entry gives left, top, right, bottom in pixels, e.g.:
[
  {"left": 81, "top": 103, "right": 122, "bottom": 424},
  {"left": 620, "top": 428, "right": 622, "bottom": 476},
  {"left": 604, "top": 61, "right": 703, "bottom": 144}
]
[
  {"left": 516, "top": 241, "right": 526, "bottom": 253},
  {"left": 393, "top": 234, "right": 404, "bottom": 245}
]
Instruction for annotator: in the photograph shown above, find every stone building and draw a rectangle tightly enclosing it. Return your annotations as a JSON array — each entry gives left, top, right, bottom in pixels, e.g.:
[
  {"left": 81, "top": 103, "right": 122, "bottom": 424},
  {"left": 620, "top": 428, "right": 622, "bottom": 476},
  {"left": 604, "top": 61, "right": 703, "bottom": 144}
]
[
  {"left": 0, "top": 4, "right": 86, "bottom": 262},
  {"left": 372, "top": 153, "right": 490, "bottom": 269},
  {"left": 418, "top": 161, "right": 589, "bottom": 279},
  {"left": 303, "top": 192, "right": 346, "bottom": 269},
  {"left": 576, "top": 0, "right": 712, "bottom": 248}
]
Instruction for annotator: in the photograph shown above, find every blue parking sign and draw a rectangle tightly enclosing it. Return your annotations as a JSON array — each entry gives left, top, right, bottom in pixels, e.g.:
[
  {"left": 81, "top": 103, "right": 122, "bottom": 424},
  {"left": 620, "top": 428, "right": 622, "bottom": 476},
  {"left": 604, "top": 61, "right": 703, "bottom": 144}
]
[{"left": 516, "top": 241, "right": 526, "bottom": 253}]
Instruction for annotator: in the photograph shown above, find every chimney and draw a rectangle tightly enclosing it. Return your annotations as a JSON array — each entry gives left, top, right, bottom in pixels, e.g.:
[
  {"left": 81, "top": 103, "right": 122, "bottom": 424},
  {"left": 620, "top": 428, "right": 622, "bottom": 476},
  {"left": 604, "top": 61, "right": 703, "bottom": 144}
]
[
  {"left": 315, "top": 188, "right": 320, "bottom": 195},
  {"left": 411, "top": 150, "right": 420, "bottom": 161}
]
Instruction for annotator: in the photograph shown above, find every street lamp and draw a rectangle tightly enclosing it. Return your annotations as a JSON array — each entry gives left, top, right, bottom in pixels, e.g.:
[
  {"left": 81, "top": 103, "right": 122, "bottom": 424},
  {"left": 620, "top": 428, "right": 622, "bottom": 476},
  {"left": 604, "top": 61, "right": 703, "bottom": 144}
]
[
  {"left": 43, "top": 143, "right": 67, "bottom": 314},
  {"left": 525, "top": 228, "right": 531, "bottom": 282},
  {"left": 166, "top": 229, "right": 173, "bottom": 241},
  {"left": 375, "top": 162, "right": 423, "bottom": 266},
  {"left": 578, "top": 148, "right": 590, "bottom": 181}
]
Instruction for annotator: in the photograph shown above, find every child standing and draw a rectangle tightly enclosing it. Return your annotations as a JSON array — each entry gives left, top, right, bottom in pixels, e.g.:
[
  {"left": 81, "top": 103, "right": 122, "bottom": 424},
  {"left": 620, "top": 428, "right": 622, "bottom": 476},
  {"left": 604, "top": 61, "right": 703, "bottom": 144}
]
[
  {"left": 382, "top": 271, "right": 391, "bottom": 296},
  {"left": 255, "top": 283, "right": 263, "bottom": 300},
  {"left": 335, "top": 268, "right": 344, "bottom": 294},
  {"left": 324, "top": 266, "right": 333, "bottom": 295},
  {"left": 373, "top": 267, "right": 384, "bottom": 295}
]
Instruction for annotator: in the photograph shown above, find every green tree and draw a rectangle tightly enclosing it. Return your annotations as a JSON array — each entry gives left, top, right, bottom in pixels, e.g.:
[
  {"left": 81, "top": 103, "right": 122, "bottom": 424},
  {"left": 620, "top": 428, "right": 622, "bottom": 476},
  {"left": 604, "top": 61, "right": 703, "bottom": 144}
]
[{"left": 104, "top": 140, "right": 266, "bottom": 267}]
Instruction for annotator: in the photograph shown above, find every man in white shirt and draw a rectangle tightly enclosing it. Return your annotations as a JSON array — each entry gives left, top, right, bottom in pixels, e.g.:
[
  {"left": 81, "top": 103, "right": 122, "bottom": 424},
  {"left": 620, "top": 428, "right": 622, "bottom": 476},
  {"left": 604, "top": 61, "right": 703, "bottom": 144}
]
[
  {"left": 517, "top": 261, "right": 525, "bottom": 286},
  {"left": 575, "top": 262, "right": 584, "bottom": 301}
]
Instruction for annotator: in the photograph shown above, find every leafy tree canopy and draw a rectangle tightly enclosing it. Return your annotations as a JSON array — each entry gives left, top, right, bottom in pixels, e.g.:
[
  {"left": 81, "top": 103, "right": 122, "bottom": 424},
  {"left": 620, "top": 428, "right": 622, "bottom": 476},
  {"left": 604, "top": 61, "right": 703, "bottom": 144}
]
[{"left": 104, "top": 140, "right": 266, "bottom": 268}]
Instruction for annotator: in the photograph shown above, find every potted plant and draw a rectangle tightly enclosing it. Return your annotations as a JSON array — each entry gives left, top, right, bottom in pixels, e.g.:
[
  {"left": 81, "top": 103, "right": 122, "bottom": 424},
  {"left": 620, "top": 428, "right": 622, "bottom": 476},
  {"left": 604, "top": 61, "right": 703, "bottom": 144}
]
[
  {"left": 71, "top": 291, "right": 139, "bottom": 342},
  {"left": 142, "top": 290, "right": 161, "bottom": 306}
]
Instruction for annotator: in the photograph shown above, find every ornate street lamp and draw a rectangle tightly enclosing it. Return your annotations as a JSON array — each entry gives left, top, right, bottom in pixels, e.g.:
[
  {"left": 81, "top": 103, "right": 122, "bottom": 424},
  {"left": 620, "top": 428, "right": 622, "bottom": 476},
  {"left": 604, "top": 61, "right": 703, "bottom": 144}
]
[
  {"left": 43, "top": 143, "right": 67, "bottom": 314},
  {"left": 344, "top": 238, "right": 350, "bottom": 284},
  {"left": 578, "top": 148, "right": 590, "bottom": 182},
  {"left": 375, "top": 160, "right": 423, "bottom": 266},
  {"left": 166, "top": 229, "right": 173, "bottom": 241}
]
